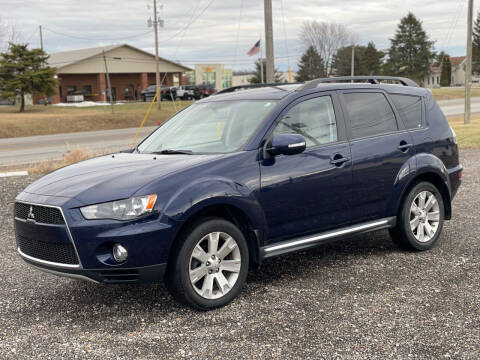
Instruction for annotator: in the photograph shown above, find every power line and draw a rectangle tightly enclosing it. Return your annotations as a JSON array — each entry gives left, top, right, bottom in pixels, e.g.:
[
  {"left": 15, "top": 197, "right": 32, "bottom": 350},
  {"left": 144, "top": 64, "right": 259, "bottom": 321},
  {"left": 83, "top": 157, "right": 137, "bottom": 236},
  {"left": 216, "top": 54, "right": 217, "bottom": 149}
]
[
  {"left": 43, "top": 26, "right": 154, "bottom": 41},
  {"left": 157, "top": 0, "right": 216, "bottom": 45},
  {"left": 233, "top": 0, "right": 245, "bottom": 68}
]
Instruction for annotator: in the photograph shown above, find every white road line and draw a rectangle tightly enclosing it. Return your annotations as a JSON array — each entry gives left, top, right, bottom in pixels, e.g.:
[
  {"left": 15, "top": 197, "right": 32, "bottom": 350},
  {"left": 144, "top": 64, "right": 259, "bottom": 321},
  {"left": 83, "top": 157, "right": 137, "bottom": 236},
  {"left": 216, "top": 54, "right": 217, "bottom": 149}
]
[{"left": 0, "top": 171, "right": 29, "bottom": 178}]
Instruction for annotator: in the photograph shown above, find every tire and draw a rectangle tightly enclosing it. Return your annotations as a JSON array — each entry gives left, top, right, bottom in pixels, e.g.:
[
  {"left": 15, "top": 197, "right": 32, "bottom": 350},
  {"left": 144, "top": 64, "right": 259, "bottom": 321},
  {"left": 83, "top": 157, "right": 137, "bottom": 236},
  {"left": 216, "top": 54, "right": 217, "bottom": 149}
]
[
  {"left": 166, "top": 218, "right": 249, "bottom": 310},
  {"left": 389, "top": 181, "right": 445, "bottom": 251},
  {"left": 182, "top": 94, "right": 189, "bottom": 100}
]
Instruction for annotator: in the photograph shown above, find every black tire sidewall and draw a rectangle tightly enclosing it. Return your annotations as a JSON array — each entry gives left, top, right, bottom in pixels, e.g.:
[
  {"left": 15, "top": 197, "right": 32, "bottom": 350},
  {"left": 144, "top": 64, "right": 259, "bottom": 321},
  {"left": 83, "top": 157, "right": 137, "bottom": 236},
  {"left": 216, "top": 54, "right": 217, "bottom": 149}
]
[
  {"left": 173, "top": 219, "right": 249, "bottom": 310},
  {"left": 400, "top": 182, "right": 445, "bottom": 250}
]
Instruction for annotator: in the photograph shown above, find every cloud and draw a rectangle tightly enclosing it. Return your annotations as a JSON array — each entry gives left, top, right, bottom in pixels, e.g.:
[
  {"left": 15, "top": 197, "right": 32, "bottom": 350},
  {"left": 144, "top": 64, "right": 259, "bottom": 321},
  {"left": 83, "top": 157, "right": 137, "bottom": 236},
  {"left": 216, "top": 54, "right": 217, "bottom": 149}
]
[{"left": 0, "top": 0, "right": 474, "bottom": 71}]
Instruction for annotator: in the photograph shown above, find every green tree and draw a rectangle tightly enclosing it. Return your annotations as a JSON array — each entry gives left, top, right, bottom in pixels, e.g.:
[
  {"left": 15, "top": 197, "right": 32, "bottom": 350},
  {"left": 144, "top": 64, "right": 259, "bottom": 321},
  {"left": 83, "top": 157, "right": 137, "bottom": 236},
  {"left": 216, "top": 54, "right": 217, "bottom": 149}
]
[
  {"left": 440, "top": 55, "right": 452, "bottom": 87},
  {"left": 333, "top": 42, "right": 384, "bottom": 76},
  {"left": 249, "top": 59, "right": 283, "bottom": 84},
  {"left": 473, "top": 11, "right": 480, "bottom": 74},
  {"left": 363, "top": 42, "right": 384, "bottom": 75},
  {"left": 332, "top": 45, "right": 366, "bottom": 76},
  {"left": 295, "top": 46, "right": 325, "bottom": 82},
  {"left": 0, "top": 43, "right": 56, "bottom": 112},
  {"left": 384, "top": 13, "right": 435, "bottom": 82}
]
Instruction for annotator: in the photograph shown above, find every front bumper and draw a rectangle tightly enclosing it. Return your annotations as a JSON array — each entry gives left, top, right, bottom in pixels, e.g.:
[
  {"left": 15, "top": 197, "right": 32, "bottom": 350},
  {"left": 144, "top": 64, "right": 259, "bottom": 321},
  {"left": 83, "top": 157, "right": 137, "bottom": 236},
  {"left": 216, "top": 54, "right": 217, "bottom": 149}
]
[
  {"left": 14, "top": 195, "right": 179, "bottom": 283},
  {"left": 22, "top": 255, "right": 167, "bottom": 284}
]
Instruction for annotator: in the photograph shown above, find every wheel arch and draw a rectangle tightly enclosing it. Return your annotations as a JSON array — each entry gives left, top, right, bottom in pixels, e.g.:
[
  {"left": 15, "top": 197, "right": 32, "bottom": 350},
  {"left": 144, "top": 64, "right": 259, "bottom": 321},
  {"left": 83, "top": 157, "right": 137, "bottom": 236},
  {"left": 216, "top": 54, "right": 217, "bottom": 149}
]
[
  {"left": 166, "top": 202, "right": 262, "bottom": 271},
  {"left": 396, "top": 169, "right": 452, "bottom": 220}
]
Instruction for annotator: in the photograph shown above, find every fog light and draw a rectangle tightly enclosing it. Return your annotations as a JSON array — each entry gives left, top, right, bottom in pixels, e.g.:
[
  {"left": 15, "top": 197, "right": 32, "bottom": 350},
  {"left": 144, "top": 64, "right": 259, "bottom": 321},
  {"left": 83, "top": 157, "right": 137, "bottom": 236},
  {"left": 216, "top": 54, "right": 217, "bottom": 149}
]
[{"left": 112, "top": 244, "right": 128, "bottom": 263}]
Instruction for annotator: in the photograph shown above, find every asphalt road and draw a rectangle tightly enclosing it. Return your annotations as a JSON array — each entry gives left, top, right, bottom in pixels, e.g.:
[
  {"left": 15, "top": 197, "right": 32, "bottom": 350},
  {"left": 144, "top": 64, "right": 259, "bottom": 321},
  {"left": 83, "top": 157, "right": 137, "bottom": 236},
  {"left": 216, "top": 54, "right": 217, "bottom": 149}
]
[
  {"left": 439, "top": 97, "right": 480, "bottom": 117},
  {"left": 0, "top": 150, "right": 478, "bottom": 359},
  {"left": 1, "top": 97, "right": 480, "bottom": 167},
  {"left": 0, "top": 126, "right": 156, "bottom": 168}
]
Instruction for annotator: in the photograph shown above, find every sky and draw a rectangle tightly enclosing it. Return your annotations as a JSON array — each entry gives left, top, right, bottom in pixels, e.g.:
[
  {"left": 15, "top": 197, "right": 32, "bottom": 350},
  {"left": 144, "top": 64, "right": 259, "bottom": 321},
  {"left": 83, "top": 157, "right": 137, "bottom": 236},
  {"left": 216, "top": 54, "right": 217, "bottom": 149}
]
[{"left": 0, "top": 0, "right": 476, "bottom": 72}]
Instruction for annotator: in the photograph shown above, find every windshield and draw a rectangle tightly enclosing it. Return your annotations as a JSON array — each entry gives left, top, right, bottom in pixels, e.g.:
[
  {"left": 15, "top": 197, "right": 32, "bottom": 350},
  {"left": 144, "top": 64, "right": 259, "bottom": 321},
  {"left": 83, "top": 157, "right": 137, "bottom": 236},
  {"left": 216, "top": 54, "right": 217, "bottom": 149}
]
[{"left": 138, "top": 100, "right": 277, "bottom": 154}]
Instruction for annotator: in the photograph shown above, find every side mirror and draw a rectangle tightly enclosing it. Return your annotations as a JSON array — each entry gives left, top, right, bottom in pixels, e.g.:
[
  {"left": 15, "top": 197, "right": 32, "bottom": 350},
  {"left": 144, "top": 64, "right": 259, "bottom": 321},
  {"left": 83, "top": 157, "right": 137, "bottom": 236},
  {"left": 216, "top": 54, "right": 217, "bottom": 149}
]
[{"left": 266, "top": 134, "right": 306, "bottom": 156}]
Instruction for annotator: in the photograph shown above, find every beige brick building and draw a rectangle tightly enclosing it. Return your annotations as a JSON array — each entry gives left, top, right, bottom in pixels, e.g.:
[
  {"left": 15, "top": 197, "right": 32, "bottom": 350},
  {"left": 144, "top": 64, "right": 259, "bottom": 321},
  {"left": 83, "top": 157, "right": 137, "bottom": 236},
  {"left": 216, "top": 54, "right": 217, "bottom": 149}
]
[{"left": 43, "top": 44, "right": 190, "bottom": 104}]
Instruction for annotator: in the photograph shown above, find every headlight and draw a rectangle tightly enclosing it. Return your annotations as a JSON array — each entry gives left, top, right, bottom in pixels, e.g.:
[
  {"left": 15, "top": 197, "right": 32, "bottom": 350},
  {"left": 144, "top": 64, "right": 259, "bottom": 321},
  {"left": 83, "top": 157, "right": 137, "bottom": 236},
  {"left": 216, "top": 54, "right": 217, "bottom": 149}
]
[{"left": 80, "top": 194, "right": 157, "bottom": 220}]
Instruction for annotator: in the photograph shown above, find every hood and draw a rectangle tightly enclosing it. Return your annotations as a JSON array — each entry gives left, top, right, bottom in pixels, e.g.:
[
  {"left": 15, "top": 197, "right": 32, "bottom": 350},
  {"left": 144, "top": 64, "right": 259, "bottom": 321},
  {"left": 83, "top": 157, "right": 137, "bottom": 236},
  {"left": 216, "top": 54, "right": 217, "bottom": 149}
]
[{"left": 23, "top": 153, "right": 223, "bottom": 205}]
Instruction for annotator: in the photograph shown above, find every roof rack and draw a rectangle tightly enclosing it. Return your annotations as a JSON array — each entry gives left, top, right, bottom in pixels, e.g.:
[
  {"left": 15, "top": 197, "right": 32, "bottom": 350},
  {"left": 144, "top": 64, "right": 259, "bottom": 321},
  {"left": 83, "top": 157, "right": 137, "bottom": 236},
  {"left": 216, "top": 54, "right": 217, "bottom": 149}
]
[
  {"left": 215, "top": 82, "right": 300, "bottom": 95},
  {"left": 298, "top": 76, "right": 419, "bottom": 91}
]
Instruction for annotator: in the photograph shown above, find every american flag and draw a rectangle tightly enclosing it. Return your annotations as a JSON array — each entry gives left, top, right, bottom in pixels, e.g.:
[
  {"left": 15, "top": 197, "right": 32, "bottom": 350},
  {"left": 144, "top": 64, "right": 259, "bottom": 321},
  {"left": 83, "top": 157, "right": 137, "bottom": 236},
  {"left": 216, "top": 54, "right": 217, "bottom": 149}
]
[{"left": 247, "top": 40, "right": 261, "bottom": 56}]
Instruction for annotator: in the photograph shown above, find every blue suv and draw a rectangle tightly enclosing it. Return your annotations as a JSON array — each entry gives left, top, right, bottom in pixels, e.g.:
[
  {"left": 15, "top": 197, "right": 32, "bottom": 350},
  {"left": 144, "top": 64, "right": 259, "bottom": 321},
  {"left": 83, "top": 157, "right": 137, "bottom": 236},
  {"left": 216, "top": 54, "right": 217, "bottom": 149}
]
[{"left": 14, "top": 76, "right": 462, "bottom": 310}]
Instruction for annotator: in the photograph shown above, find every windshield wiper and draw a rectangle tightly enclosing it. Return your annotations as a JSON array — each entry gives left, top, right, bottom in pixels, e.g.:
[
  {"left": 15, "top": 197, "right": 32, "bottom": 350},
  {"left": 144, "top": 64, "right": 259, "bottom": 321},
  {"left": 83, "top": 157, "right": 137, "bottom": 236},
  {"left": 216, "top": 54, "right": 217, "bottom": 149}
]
[{"left": 152, "top": 149, "right": 193, "bottom": 155}]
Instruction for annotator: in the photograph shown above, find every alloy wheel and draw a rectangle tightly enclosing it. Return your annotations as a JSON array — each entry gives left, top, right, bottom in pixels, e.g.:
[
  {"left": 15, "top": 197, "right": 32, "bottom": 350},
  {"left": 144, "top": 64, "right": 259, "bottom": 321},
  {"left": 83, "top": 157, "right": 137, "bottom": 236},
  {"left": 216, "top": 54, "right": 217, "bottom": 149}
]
[
  {"left": 409, "top": 191, "right": 440, "bottom": 242},
  {"left": 189, "top": 232, "right": 241, "bottom": 300}
]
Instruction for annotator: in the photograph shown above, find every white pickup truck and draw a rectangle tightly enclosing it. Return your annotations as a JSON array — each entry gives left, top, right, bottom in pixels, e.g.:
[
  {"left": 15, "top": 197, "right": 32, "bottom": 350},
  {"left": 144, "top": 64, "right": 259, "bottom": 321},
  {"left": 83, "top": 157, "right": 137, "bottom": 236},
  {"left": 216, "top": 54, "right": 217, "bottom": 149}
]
[{"left": 175, "top": 86, "right": 199, "bottom": 100}]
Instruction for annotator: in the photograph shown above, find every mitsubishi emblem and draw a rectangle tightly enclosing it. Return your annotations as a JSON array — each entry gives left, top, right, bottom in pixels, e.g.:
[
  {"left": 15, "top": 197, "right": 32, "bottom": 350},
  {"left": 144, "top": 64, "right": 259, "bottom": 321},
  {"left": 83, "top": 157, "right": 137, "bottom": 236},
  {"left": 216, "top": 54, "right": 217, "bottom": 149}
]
[{"left": 27, "top": 206, "right": 35, "bottom": 220}]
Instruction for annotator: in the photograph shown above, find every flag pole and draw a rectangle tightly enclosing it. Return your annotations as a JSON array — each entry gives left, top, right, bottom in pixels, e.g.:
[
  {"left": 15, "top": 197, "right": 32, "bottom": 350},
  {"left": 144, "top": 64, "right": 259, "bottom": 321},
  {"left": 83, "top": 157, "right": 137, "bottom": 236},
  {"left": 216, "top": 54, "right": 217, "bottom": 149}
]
[{"left": 260, "top": 35, "right": 264, "bottom": 84}]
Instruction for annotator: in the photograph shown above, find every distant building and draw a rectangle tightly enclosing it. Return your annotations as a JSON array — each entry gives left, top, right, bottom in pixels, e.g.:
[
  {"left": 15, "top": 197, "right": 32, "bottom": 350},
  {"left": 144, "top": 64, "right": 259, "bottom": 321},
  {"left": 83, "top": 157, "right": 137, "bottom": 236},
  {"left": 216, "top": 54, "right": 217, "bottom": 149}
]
[
  {"left": 450, "top": 56, "right": 467, "bottom": 86},
  {"left": 423, "top": 66, "right": 442, "bottom": 88},
  {"left": 43, "top": 44, "right": 191, "bottom": 104},
  {"left": 186, "top": 64, "right": 232, "bottom": 89},
  {"left": 232, "top": 71, "right": 298, "bottom": 86},
  {"left": 436, "top": 56, "right": 480, "bottom": 87}
]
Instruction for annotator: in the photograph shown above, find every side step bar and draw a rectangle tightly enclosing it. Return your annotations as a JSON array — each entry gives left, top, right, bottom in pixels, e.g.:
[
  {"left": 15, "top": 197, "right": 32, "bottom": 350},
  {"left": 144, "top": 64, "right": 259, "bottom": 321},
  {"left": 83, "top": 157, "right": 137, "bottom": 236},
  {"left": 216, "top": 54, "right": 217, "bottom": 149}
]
[{"left": 261, "top": 217, "right": 396, "bottom": 259}]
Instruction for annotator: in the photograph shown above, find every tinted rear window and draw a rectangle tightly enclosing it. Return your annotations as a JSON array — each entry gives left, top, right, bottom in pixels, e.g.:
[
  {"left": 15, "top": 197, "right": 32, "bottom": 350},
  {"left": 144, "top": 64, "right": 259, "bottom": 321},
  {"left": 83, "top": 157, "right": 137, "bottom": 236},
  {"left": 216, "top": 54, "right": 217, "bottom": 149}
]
[
  {"left": 391, "top": 94, "right": 423, "bottom": 129},
  {"left": 344, "top": 92, "right": 397, "bottom": 139}
]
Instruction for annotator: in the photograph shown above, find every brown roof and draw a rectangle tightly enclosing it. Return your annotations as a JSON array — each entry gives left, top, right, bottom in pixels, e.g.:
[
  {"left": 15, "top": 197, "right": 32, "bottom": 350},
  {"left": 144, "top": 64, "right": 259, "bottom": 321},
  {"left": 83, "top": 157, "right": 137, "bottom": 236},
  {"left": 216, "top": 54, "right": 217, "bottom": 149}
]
[
  {"left": 48, "top": 44, "right": 191, "bottom": 72},
  {"left": 450, "top": 56, "right": 466, "bottom": 67}
]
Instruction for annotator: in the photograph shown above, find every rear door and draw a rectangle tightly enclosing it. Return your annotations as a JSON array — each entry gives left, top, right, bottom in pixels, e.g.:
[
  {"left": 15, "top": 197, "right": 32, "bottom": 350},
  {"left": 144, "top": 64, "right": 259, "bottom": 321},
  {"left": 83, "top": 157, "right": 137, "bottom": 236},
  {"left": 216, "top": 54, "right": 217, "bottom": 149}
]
[
  {"left": 259, "top": 92, "right": 352, "bottom": 242},
  {"left": 340, "top": 90, "right": 415, "bottom": 223}
]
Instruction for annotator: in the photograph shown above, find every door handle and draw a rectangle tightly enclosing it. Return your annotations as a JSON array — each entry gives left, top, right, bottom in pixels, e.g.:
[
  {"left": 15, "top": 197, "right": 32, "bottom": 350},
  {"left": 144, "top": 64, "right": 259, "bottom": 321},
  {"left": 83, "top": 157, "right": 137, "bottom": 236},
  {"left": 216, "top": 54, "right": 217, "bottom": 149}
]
[
  {"left": 330, "top": 155, "right": 350, "bottom": 166},
  {"left": 398, "top": 142, "right": 413, "bottom": 152}
]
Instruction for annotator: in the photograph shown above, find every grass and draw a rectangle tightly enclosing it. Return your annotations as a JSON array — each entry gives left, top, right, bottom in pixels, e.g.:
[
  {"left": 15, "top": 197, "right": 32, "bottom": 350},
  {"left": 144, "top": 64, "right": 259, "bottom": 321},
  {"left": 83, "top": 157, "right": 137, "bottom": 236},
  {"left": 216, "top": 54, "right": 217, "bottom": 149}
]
[
  {"left": 447, "top": 115, "right": 480, "bottom": 149},
  {"left": 0, "top": 101, "right": 192, "bottom": 139},
  {"left": 431, "top": 87, "right": 480, "bottom": 101}
]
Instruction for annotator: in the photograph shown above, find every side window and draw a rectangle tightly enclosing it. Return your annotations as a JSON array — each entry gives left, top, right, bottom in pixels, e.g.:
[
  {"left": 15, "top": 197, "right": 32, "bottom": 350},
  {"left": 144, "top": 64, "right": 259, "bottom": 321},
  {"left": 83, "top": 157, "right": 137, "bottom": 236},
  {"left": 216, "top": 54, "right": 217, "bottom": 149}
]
[
  {"left": 390, "top": 94, "right": 423, "bottom": 129},
  {"left": 274, "top": 96, "right": 338, "bottom": 147},
  {"left": 343, "top": 92, "right": 398, "bottom": 139}
]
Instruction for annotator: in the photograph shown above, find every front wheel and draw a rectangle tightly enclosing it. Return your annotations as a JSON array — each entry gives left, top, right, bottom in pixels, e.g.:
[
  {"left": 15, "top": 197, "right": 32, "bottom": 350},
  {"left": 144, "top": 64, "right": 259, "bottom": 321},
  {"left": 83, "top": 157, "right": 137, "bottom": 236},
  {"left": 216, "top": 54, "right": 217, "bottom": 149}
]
[
  {"left": 390, "top": 182, "right": 445, "bottom": 251},
  {"left": 166, "top": 218, "right": 249, "bottom": 310}
]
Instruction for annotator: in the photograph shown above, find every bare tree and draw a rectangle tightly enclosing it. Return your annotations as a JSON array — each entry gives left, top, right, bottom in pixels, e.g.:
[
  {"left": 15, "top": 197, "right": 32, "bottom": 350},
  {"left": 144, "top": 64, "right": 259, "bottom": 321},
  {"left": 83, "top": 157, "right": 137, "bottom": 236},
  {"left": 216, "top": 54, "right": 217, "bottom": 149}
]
[
  {"left": 299, "top": 21, "right": 354, "bottom": 76},
  {"left": 0, "top": 18, "right": 22, "bottom": 51}
]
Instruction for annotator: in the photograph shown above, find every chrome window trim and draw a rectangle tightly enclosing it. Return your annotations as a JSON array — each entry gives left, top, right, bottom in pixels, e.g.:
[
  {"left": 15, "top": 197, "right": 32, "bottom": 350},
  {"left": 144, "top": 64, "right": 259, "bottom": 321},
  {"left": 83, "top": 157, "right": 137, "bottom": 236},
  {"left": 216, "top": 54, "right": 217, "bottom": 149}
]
[{"left": 15, "top": 201, "right": 83, "bottom": 269}]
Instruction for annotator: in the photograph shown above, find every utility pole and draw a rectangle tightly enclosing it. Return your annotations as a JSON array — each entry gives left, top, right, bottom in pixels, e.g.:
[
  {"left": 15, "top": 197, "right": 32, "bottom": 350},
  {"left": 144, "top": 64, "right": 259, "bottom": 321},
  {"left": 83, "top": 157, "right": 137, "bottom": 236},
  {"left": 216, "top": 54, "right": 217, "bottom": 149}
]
[
  {"left": 465, "top": 0, "right": 473, "bottom": 124},
  {"left": 351, "top": 44, "right": 355, "bottom": 78},
  {"left": 39, "top": 25, "right": 43, "bottom": 50},
  {"left": 153, "top": 0, "right": 161, "bottom": 108},
  {"left": 264, "top": 0, "right": 274, "bottom": 83},
  {"left": 102, "top": 50, "right": 114, "bottom": 114}
]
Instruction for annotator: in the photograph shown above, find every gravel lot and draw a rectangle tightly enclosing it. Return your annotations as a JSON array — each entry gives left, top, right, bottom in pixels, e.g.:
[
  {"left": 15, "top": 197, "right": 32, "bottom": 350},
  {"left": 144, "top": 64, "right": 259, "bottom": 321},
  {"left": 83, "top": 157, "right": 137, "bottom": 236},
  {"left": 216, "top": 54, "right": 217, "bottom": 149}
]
[{"left": 1, "top": 150, "right": 479, "bottom": 359}]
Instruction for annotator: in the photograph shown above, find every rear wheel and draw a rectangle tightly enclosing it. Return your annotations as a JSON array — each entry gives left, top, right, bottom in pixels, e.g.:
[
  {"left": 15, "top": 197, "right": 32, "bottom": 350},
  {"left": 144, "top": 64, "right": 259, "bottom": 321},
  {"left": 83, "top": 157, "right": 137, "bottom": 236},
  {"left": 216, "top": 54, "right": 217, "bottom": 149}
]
[
  {"left": 166, "top": 218, "right": 249, "bottom": 310},
  {"left": 390, "top": 182, "right": 445, "bottom": 250}
]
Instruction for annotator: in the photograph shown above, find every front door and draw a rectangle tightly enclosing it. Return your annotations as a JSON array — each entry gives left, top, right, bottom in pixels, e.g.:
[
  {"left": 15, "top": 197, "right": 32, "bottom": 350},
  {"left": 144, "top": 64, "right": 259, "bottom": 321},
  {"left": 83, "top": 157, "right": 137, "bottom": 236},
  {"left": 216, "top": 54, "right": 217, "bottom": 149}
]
[
  {"left": 259, "top": 93, "right": 352, "bottom": 243},
  {"left": 340, "top": 90, "right": 415, "bottom": 223}
]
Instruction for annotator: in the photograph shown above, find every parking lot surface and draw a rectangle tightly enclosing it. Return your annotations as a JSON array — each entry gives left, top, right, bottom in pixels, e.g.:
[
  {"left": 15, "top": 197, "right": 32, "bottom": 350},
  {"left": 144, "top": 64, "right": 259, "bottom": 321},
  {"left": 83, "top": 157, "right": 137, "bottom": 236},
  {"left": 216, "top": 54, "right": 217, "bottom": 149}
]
[{"left": 0, "top": 150, "right": 479, "bottom": 359}]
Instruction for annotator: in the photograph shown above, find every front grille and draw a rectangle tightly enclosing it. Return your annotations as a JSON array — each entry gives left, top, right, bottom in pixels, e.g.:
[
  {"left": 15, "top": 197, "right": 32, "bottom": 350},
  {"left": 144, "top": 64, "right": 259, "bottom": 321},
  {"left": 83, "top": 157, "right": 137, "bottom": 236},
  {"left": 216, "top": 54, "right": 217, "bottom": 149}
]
[
  {"left": 16, "top": 233, "right": 79, "bottom": 265},
  {"left": 14, "top": 203, "right": 65, "bottom": 225}
]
